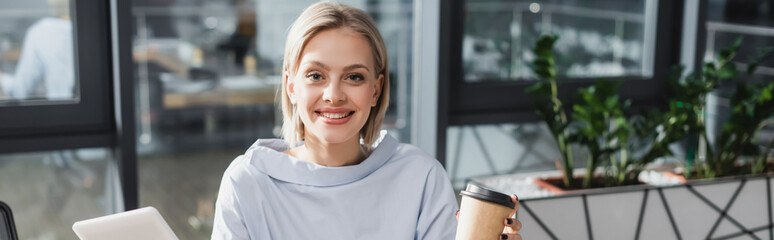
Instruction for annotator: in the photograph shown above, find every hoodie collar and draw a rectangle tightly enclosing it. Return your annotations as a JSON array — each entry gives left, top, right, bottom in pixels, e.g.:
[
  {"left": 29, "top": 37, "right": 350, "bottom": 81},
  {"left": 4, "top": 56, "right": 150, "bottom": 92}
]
[{"left": 247, "top": 131, "right": 398, "bottom": 187}]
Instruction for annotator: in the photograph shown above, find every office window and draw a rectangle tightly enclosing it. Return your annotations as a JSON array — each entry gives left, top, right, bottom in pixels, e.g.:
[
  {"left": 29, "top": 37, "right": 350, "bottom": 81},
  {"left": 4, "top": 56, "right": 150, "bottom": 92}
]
[
  {"left": 0, "top": 148, "right": 121, "bottom": 239},
  {"left": 132, "top": 1, "right": 413, "bottom": 238},
  {"left": 702, "top": 0, "right": 774, "bottom": 157},
  {"left": 0, "top": 0, "right": 78, "bottom": 104},
  {"left": 441, "top": 0, "right": 674, "bottom": 129},
  {"left": 706, "top": 0, "right": 774, "bottom": 80},
  {"left": 463, "top": 0, "right": 653, "bottom": 82}
]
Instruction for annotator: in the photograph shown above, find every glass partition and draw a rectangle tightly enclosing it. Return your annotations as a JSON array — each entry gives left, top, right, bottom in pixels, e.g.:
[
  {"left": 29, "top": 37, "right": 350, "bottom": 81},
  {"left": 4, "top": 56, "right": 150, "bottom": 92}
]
[{"left": 0, "top": 148, "right": 121, "bottom": 239}]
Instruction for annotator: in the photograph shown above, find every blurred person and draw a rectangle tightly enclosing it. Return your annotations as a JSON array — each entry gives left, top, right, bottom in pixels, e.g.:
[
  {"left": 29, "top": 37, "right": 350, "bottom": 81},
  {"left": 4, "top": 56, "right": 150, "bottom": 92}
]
[
  {"left": 0, "top": 0, "right": 75, "bottom": 100},
  {"left": 211, "top": 2, "right": 522, "bottom": 239},
  {"left": 218, "top": 0, "right": 257, "bottom": 67}
]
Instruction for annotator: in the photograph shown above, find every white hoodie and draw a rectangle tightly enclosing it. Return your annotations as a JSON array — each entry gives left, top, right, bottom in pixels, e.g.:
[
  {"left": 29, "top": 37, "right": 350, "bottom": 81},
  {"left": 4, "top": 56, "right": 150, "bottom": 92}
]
[{"left": 212, "top": 132, "right": 459, "bottom": 239}]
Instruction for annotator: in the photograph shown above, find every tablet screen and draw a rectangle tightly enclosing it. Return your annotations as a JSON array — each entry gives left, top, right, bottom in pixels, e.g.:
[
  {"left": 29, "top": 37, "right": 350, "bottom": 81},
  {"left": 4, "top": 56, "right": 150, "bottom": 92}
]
[{"left": 72, "top": 207, "right": 178, "bottom": 240}]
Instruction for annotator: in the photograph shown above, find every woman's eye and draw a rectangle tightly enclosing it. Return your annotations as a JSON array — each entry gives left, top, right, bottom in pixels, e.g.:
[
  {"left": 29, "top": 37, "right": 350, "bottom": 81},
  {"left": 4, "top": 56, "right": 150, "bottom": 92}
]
[
  {"left": 306, "top": 73, "right": 322, "bottom": 81},
  {"left": 347, "top": 74, "right": 365, "bottom": 82}
]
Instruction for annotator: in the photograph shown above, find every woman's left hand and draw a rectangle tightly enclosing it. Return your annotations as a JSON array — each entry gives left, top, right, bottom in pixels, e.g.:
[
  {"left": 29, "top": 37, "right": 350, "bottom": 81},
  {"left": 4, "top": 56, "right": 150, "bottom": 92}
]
[
  {"left": 456, "top": 195, "right": 523, "bottom": 240},
  {"left": 500, "top": 195, "right": 522, "bottom": 240}
]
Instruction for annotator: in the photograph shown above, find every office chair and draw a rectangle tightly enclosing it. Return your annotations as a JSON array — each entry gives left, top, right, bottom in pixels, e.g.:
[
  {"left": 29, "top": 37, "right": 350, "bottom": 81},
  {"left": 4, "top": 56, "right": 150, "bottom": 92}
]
[{"left": 0, "top": 201, "right": 18, "bottom": 240}]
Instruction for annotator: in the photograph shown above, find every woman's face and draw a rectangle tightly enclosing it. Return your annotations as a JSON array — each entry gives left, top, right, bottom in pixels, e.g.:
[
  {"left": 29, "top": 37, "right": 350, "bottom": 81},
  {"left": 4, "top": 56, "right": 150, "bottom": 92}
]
[{"left": 285, "top": 27, "right": 383, "bottom": 145}]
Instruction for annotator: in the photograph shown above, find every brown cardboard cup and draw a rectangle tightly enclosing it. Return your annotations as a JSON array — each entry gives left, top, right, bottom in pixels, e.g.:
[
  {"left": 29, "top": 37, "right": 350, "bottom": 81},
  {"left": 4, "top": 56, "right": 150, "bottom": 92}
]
[{"left": 455, "top": 183, "right": 515, "bottom": 240}]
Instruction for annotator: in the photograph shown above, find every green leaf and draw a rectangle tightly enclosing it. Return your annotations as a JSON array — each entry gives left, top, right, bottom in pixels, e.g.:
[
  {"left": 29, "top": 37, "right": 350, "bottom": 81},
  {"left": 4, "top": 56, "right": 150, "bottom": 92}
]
[
  {"left": 531, "top": 67, "right": 555, "bottom": 79},
  {"left": 717, "top": 63, "right": 739, "bottom": 79},
  {"left": 535, "top": 35, "right": 559, "bottom": 51},
  {"left": 746, "top": 103, "right": 755, "bottom": 116},
  {"left": 718, "top": 49, "right": 736, "bottom": 65},
  {"left": 573, "top": 105, "right": 589, "bottom": 117},
  {"left": 533, "top": 59, "right": 553, "bottom": 68},
  {"left": 704, "top": 62, "right": 717, "bottom": 77},
  {"left": 746, "top": 46, "right": 774, "bottom": 74},
  {"left": 533, "top": 36, "right": 558, "bottom": 60},
  {"left": 526, "top": 82, "right": 551, "bottom": 96},
  {"left": 731, "top": 36, "right": 743, "bottom": 50},
  {"left": 605, "top": 96, "right": 619, "bottom": 110},
  {"left": 623, "top": 99, "right": 632, "bottom": 109},
  {"left": 761, "top": 84, "right": 774, "bottom": 101},
  {"left": 718, "top": 36, "right": 743, "bottom": 64}
]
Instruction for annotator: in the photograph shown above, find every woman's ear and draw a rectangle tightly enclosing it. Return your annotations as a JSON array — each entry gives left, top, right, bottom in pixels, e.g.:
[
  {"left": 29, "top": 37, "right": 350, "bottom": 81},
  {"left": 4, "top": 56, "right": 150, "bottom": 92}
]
[
  {"left": 372, "top": 73, "right": 384, "bottom": 107},
  {"left": 285, "top": 71, "right": 297, "bottom": 104}
]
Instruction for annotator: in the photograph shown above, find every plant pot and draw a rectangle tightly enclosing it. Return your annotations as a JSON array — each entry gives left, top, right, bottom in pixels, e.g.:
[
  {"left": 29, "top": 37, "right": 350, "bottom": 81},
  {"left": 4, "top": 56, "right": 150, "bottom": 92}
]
[
  {"left": 668, "top": 134, "right": 698, "bottom": 165},
  {"left": 532, "top": 174, "right": 642, "bottom": 195},
  {"left": 660, "top": 171, "right": 688, "bottom": 184},
  {"left": 473, "top": 173, "right": 774, "bottom": 239},
  {"left": 658, "top": 161, "right": 774, "bottom": 183},
  {"left": 531, "top": 176, "right": 568, "bottom": 194}
]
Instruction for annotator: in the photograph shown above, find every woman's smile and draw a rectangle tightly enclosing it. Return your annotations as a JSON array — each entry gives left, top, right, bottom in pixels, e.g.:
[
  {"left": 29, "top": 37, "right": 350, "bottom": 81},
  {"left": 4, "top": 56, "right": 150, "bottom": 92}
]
[{"left": 315, "top": 108, "right": 355, "bottom": 125}]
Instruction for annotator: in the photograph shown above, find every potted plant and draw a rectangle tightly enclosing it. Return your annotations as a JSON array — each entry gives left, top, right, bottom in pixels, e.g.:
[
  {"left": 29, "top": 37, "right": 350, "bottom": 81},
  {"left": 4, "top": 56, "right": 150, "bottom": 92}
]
[
  {"left": 524, "top": 35, "right": 578, "bottom": 190},
  {"left": 473, "top": 36, "right": 774, "bottom": 239},
  {"left": 660, "top": 37, "right": 774, "bottom": 179},
  {"left": 572, "top": 80, "right": 694, "bottom": 188},
  {"left": 525, "top": 36, "right": 686, "bottom": 191}
]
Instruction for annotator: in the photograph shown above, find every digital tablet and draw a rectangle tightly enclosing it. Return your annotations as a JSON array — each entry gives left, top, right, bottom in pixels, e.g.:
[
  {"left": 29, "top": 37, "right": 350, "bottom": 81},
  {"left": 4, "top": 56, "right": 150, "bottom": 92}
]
[
  {"left": 0, "top": 201, "right": 18, "bottom": 240},
  {"left": 72, "top": 207, "right": 178, "bottom": 240}
]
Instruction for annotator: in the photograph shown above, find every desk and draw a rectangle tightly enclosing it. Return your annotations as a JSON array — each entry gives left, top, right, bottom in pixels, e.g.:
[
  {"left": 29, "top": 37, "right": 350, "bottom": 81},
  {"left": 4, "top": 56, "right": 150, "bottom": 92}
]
[
  {"left": 137, "top": 73, "right": 280, "bottom": 152},
  {"left": 160, "top": 74, "right": 280, "bottom": 109},
  {"left": 163, "top": 86, "right": 276, "bottom": 109}
]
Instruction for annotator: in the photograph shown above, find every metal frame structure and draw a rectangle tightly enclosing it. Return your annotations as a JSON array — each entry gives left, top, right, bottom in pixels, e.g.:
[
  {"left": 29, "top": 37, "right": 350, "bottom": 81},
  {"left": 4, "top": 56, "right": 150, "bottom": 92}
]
[{"left": 110, "top": 0, "right": 138, "bottom": 211}]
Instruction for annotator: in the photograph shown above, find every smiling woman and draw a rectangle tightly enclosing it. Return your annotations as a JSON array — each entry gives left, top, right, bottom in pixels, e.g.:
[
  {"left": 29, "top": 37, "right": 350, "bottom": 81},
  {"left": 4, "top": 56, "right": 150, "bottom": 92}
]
[
  {"left": 211, "top": 2, "right": 520, "bottom": 240},
  {"left": 284, "top": 27, "right": 384, "bottom": 167},
  {"left": 279, "top": 4, "right": 390, "bottom": 149}
]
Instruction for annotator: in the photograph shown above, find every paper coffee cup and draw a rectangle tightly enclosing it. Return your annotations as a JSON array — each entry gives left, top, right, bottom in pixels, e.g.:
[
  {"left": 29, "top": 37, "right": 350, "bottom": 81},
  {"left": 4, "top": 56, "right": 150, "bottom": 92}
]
[{"left": 456, "top": 183, "right": 515, "bottom": 240}]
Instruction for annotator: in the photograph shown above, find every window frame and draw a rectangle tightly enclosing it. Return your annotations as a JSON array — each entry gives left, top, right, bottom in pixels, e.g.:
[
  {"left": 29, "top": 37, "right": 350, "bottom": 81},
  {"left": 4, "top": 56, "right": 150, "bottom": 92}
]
[{"left": 0, "top": 0, "right": 113, "bottom": 142}]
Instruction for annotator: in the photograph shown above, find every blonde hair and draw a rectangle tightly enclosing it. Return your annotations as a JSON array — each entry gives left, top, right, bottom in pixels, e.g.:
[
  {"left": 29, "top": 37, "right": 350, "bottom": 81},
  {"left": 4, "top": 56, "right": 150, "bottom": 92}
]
[{"left": 280, "top": 1, "right": 390, "bottom": 146}]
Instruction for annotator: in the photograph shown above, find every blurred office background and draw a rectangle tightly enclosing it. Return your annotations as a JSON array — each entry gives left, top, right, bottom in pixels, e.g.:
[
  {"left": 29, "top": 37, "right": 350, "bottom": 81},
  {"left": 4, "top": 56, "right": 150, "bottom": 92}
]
[{"left": 0, "top": 0, "right": 773, "bottom": 239}]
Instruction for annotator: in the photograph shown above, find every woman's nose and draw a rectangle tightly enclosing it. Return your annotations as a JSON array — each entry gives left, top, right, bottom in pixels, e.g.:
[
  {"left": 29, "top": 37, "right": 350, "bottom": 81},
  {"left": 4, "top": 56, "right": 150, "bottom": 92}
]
[{"left": 322, "top": 81, "right": 346, "bottom": 103}]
